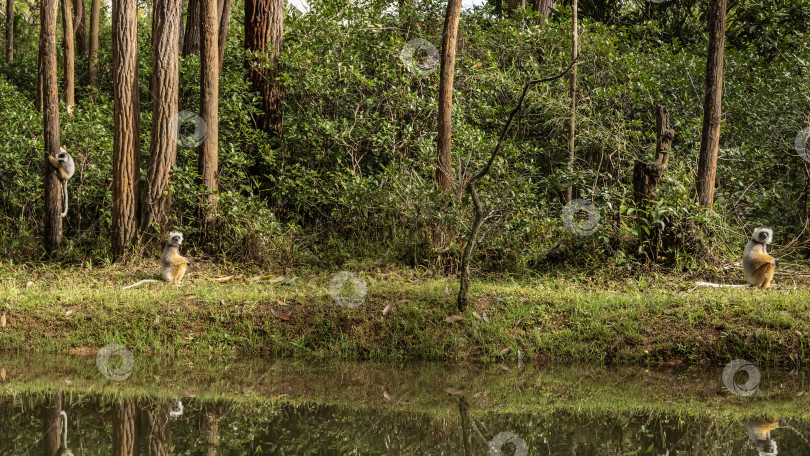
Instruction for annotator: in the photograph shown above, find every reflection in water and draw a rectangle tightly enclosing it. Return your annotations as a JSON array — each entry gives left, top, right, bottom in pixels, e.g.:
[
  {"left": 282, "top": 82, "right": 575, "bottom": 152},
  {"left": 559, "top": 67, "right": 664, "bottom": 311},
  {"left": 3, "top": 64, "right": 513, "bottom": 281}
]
[
  {"left": 748, "top": 417, "right": 781, "bottom": 456},
  {"left": 2, "top": 358, "right": 810, "bottom": 454}
]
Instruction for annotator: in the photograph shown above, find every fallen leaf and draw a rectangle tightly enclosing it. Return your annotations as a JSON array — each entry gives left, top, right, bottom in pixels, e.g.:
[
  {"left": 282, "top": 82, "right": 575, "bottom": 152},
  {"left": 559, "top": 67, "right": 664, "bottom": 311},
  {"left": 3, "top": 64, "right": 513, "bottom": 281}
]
[
  {"left": 513, "top": 317, "right": 524, "bottom": 327},
  {"left": 270, "top": 308, "right": 280, "bottom": 318},
  {"left": 445, "top": 315, "right": 463, "bottom": 323},
  {"left": 382, "top": 391, "right": 392, "bottom": 401},
  {"left": 210, "top": 275, "right": 234, "bottom": 283},
  {"left": 498, "top": 347, "right": 511, "bottom": 357},
  {"left": 472, "top": 311, "right": 482, "bottom": 320},
  {"left": 482, "top": 312, "right": 490, "bottom": 323},
  {"left": 279, "top": 314, "right": 291, "bottom": 321},
  {"left": 499, "top": 364, "right": 510, "bottom": 371},
  {"left": 381, "top": 302, "right": 393, "bottom": 316},
  {"left": 26, "top": 281, "right": 34, "bottom": 288},
  {"left": 65, "top": 310, "right": 73, "bottom": 317},
  {"left": 220, "top": 299, "right": 226, "bottom": 306},
  {"left": 0, "top": 313, "right": 6, "bottom": 328},
  {"left": 0, "top": 368, "right": 6, "bottom": 381},
  {"left": 64, "top": 379, "right": 73, "bottom": 386},
  {"left": 445, "top": 387, "right": 463, "bottom": 395},
  {"left": 663, "top": 309, "right": 674, "bottom": 315},
  {"left": 444, "top": 286, "right": 450, "bottom": 296},
  {"left": 262, "top": 275, "right": 286, "bottom": 284},
  {"left": 246, "top": 275, "right": 263, "bottom": 283}
]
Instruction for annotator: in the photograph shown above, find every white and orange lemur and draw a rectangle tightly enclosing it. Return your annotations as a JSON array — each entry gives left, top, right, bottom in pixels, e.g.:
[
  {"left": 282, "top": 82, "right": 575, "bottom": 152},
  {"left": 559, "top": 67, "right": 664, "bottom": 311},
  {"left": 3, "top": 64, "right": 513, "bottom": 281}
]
[
  {"left": 161, "top": 231, "right": 189, "bottom": 285},
  {"left": 47, "top": 147, "right": 75, "bottom": 217},
  {"left": 743, "top": 227, "right": 778, "bottom": 288}
]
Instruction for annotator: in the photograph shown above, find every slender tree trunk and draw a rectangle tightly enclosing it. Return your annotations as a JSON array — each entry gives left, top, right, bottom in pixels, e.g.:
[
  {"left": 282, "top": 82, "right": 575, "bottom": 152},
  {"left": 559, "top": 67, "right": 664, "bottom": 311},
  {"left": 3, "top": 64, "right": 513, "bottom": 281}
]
[
  {"left": 112, "top": 0, "right": 140, "bottom": 258},
  {"left": 37, "top": 7, "right": 44, "bottom": 111},
  {"left": 5, "top": 0, "right": 12, "bottom": 61},
  {"left": 565, "top": 0, "right": 578, "bottom": 202},
  {"left": 61, "top": 0, "right": 75, "bottom": 114},
  {"left": 88, "top": 0, "right": 99, "bottom": 86},
  {"left": 42, "top": 0, "right": 62, "bottom": 252},
  {"left": 202, "top": 405, "right": 220, "bottom": 456},
  {"left": 178, "top": 0, "right": 185, "bottom": 52},
  {"left": 113, "top": 399, "right": 138, "bottom": 456},
  {"left": 141, "top": 0, "right": 181, "bottom": 235},
  {"left": 244, "top": 0, "right": 283, "bottom": 134},
  {"left": 199, "top": 0, "right": 218, "bottom": 227},
  {"left": 435, "top": 0, "right": 462, "bottom": 191},
  {"left": 217, "top": 0, "right": 231, "bottom": 74},
  {"left": 74, "top": 0, "right": 87, "bottom": 54},
  {"left": 183, "top": 0, "right": 200, "bottom": 56},
  {"left": 696, "top": 0, "right": 727, "bottom": 207},
  {"left": 41, "top": 393, "right": 63, "bottom": 456}
]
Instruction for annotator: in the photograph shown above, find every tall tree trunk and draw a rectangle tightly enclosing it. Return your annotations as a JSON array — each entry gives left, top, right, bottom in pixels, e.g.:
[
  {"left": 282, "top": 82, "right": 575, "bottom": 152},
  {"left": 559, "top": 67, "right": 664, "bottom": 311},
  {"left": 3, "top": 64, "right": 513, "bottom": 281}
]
[
  {"left": 37, "top": 5, "right": 44, "bottom": 111},
  {"left": 435, "top": 0, "right": 462, "bottom": 191},
  {"left": 88, "top": 0, "right": 99, "bottom": 86},
  {"left": 5, "top": 0, "right": 12, "bottom": 61},
  {"left": 112, "top": 0, "right": 140, "bottom": 258},
  {"left": 244, "top": 0, "right": 284, "bottom": 134},
  {"left": 217, "top": 0, "right": 231, "bottom": 74},
  {"left": 199, "top": 0, "right": 218, "bottom": 227},
  {"left": 183, "top": 0, "right": 200, "bottom": 56},
  {"left": 178, "top": 0, "right": 185, "bottom": 52},
  {"left": 141, "top": 0, "right": 181, "bottom": 235},
  {"left": 113, "top": 399, "right": 138, "bottom": 456},
  {"left": 565, "top": 0, "right": 578, "bottom": 203},
  {"left": 74, "top": 0, "right": 87, "bottom": 54},
  {"left": 41, "top": 394, "right": 63, "bottom": 456},
  {"left": 696, "top": 0, "right": 727, "bottom": 207},
  {"left": 42, "top": 0, "right": 62, "bottom": 252},
  {"left": 61, "top": 0, "right": 75, "bottom": 114},
  {"left": 533, "top": 0, "right": 554, "bottom": 17}
]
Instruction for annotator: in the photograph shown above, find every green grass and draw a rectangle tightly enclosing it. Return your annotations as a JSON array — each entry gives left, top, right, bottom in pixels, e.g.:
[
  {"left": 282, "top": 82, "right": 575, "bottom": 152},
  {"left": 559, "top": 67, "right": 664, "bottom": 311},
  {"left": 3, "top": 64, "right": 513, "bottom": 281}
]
[{"left": 2, "top": 261, "right": 810, "bottom": 365}]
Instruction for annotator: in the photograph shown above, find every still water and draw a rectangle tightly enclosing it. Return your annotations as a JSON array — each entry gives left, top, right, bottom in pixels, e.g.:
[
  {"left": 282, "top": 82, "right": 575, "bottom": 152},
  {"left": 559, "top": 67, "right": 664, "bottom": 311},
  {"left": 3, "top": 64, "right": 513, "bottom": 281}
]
[{"left": 2, "top": 354, "right": 810, "bottom": 455}]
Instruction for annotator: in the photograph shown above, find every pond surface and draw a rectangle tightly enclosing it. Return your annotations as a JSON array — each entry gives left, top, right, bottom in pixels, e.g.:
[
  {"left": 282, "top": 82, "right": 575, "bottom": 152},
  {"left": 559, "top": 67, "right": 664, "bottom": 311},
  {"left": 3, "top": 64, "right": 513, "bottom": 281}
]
[{"left": 2, "top": 354, "right": 810, "bottom": 455}]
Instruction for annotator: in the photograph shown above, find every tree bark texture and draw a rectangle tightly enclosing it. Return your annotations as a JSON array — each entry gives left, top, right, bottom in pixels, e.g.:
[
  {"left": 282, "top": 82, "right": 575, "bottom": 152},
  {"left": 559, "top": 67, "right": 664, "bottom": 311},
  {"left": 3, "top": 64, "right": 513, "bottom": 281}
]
[
  {"left": 112, "top": 0, "right": 141, "bottom": 258},
  {"left": 199, "top": 0, "right": 219, "bottom": 226},
  {"left": 5, "top": 0, "right": 12, "bottom": 61},
  {"left": 113, "top": 399, "right": 138, "bottom": 456},
  {"left": 533, "top": 0, "right": 554, "bottom": 17},
  {"left": 244, "top": 0, "right": 284, "bottom": 134},
  {"left": 74, "top": 0, "right": 87, "bottom": 54},
  {"left": 565, "top": 0, "right": 577, "bottom": 203},
  {"left": 88, "top": 0, "right": 99, "bottom": 85},
  {"left": 141, "top": 0, "right": 181, "bottom": 235},
  {"left": 42, "top": 0, "right": 63, "bottom": 252},
  {"left": 61, "top": 0, "right": 75, "bottom": 112},
  {"left": 183, "top": 0, "right": 200, "bottom": 56},
  {"left": 217, "top": 0, "right": 231, "bottom": 73},
  {"left": 435, "top": 0, "right": 462, "bottom": 191},
  {"left": 696, "top": 0, "right": 727, "bottom": 207}
]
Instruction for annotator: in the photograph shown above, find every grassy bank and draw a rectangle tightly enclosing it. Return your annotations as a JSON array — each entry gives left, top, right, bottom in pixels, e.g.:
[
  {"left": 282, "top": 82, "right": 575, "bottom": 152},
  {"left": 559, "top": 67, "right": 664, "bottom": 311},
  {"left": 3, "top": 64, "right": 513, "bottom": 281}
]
[{"left": 2, "top": 262, "right": 810, "bottom": 365}]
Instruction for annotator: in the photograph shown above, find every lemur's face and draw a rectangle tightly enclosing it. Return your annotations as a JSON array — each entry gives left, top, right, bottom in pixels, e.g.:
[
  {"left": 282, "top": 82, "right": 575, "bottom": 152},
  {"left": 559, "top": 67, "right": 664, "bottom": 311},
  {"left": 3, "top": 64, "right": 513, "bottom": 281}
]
[
  {"left": 56, "top": 152, "right": 69, "bottom": 164},
  {"left": 753, "top": 227, "right": 772, "bottom": 244},
  {"left": 168, "top": 231, "right": 184, "bottom": 246}
]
